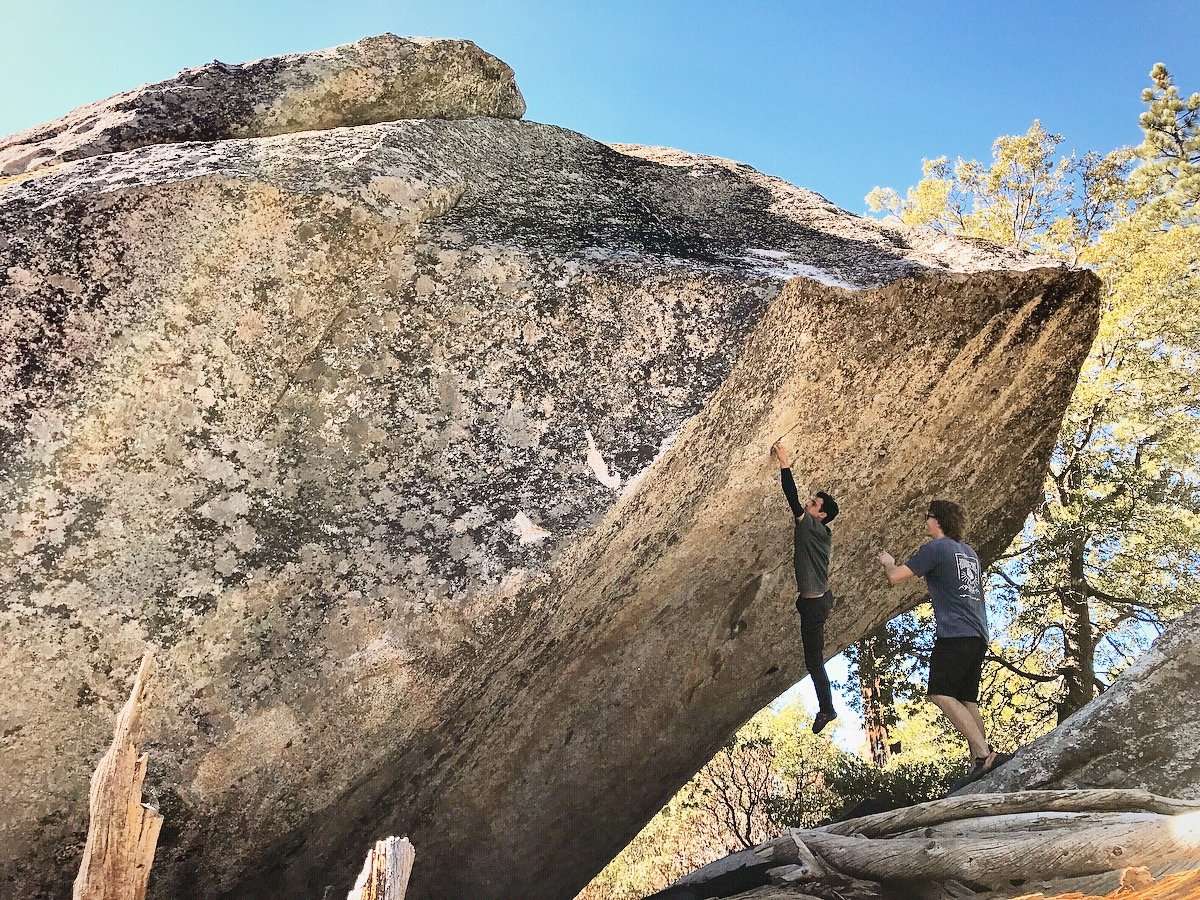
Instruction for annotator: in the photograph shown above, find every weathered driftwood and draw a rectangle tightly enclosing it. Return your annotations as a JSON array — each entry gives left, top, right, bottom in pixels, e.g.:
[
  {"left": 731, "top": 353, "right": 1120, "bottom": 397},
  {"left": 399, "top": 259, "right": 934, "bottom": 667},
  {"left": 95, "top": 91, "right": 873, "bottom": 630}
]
[
  {"left": 1007, "top": 865, "right": 1200, "bottom": 899},
  {"left": 347, "top": 837, "right": 415, "bottom": 900},
  {"left": 801, "top": 816, "right": 1197, "bottom": 887},
  {"left": 820, "top": 789, "right": 1200, "bottom": 837},
  {"left": 892, "top": 810, "right": 1164, "bottom": 840},
  {"left": 665, "top": 789, "right": 1200, "bottom": 897},
  {"left": 73, "top": 653, "right": 162, "bottom": 900}
]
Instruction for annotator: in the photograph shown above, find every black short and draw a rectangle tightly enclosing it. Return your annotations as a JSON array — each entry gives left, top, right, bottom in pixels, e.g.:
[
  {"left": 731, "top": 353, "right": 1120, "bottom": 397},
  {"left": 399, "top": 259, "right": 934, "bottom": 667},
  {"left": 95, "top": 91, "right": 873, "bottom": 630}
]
[{"left": 927, "top": 636, "right": 986, "bottom": 702}]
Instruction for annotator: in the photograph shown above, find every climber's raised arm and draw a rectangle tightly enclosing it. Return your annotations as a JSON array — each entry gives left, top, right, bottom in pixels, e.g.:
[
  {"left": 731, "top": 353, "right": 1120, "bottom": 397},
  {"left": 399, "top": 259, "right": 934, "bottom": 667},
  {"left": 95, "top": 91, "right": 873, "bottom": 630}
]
[{"left": 771, "top": 440, "right": 806, "bottom": 518}]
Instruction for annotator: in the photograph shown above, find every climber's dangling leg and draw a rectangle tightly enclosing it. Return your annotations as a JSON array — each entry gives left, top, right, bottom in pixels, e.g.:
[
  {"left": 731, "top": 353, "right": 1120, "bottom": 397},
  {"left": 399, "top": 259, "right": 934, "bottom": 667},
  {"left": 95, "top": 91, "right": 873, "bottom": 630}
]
[{"left": 797, "top": 589, "right": 837, "bottom": 732}]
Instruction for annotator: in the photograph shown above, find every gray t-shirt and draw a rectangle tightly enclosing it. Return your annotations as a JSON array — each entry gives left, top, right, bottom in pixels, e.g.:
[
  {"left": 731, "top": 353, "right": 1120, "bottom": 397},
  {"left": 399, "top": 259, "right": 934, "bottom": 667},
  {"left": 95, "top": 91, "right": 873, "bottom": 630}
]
[{"left": 906, "top": 537, "right": 988, "bottom": 640}]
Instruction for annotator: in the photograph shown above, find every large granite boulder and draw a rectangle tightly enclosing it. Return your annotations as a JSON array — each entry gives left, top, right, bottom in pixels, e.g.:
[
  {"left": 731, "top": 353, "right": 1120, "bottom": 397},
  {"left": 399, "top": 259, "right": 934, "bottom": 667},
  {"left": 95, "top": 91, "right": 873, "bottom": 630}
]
[
  {"left": 0, "top": 38, "right": 1098, "bottom": 900},
  {"left": 0, "top": 33, "right": 525, "bottom": 176}
]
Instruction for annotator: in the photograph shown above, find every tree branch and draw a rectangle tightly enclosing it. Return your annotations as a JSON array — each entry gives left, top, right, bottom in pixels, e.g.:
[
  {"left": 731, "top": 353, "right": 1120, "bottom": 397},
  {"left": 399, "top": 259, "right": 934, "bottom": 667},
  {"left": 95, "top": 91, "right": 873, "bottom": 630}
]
[{"left": 985, "top": 652, "right": 1060, "bottom": 684}]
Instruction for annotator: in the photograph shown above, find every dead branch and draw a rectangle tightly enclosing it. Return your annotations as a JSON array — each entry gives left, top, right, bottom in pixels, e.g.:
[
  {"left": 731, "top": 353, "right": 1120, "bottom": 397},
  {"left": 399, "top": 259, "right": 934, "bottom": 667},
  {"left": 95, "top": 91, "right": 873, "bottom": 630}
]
[{"left": 73, "top": 653, "right": 162, "bottom": 900}]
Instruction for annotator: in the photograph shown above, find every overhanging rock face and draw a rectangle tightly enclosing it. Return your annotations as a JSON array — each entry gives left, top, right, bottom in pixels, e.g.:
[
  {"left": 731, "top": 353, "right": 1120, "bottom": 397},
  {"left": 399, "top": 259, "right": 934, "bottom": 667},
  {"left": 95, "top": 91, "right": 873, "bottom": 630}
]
[{"left": 0, "top": 38, "right": 1099, "bottom": 900}]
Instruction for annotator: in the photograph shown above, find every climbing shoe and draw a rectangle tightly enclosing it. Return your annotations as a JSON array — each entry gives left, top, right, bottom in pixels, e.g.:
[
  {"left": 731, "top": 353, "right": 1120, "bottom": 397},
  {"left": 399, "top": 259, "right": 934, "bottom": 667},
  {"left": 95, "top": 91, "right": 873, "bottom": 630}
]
[{"left": 812, "top": 709, "right": 838, "bottom": 734}]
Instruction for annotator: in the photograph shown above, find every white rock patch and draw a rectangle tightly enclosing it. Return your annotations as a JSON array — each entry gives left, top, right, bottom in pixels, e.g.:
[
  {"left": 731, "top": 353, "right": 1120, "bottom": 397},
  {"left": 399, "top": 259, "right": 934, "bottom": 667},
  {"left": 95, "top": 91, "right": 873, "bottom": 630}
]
[
  {"left": 743, "top": 248, "right": 862, "bottom": 290},
  {"left": 510, "top": 511, "right": 551, "bottom": 545},
  {"left": 585, "top": 429, "right": 622, "bottom": 490}
]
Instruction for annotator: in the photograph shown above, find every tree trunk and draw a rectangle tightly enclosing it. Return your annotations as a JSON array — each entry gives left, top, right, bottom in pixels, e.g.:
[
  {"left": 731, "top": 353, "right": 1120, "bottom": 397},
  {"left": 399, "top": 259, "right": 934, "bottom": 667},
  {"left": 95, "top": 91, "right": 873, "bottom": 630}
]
[
  {"left": 858, "top": 626, "right": 896, "bottom": 767},
  {"left": 73, "top": 653, "right": 162, "bottom": 900},
  {"left": 1059, "top": 539, "right": 1096, "bottom": 722}
]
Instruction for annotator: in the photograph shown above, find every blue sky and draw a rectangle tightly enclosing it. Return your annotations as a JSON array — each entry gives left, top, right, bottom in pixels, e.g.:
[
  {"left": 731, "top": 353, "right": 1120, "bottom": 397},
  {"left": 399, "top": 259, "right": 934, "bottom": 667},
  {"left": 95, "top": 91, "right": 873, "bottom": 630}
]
[{"left": 3, "top": 1, "right": 1198, "bottom": 211}]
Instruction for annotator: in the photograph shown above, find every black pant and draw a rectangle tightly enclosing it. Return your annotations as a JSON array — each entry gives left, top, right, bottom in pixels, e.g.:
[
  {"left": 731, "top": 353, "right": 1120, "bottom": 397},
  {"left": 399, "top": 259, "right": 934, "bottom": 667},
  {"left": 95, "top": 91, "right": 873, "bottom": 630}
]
[{"left": 796, "top": 591, "right": 836, "bottom": 714}]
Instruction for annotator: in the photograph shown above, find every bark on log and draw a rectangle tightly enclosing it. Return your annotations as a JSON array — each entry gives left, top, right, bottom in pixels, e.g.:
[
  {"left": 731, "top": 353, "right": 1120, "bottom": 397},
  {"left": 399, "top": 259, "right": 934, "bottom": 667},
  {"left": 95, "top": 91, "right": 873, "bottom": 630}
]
[
  {"left": 1008, "top": 866, "right": 1200, "bottom": 899},
  {"left": 892, "top": 810, "right": 1165, "bottom": 839},
  {"left": 72, "top": 653, "right": 162, "bottom": 900},
  {"left": 347, "top": 837, "right": 415, "bottom": 900}
]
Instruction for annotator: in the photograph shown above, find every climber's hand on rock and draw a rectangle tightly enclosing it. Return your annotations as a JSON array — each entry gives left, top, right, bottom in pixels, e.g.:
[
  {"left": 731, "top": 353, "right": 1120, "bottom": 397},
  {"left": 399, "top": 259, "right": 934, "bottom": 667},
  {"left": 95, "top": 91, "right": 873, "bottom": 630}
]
[
  {"left": 771, "top": 440, "right": 790, "bottom": 468},
  {"left": 876, "top": 551, "right": 895, "bottom": 568}
]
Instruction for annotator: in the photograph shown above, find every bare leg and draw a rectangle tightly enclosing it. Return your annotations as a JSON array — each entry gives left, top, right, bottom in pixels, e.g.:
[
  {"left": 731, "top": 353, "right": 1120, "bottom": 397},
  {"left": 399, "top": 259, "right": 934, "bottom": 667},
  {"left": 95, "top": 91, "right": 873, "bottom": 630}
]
[
  {"left": 963, "top": 702, "right": 988, "bottom": 752},
  {"left": 929, "top": 695, "right": 988, "bottom": 758}
]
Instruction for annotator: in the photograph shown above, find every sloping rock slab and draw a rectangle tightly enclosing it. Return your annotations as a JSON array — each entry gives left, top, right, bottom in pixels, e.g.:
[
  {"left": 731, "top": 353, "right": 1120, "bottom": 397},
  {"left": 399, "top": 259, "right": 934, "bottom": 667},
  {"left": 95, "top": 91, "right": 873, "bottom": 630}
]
[{"left": 965, "top": 603, "right": 1200, "bottom": 800}]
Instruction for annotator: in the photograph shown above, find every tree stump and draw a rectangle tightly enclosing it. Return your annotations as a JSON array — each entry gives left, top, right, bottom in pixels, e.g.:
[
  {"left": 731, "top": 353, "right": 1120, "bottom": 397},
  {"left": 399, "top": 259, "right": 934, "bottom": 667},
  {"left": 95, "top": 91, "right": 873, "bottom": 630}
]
[
  {"left": 73, "top": 652, "right": 162, "bottom": 900},
  {"left": 348, "top": 836, "right": 416, "bottom": 900}
]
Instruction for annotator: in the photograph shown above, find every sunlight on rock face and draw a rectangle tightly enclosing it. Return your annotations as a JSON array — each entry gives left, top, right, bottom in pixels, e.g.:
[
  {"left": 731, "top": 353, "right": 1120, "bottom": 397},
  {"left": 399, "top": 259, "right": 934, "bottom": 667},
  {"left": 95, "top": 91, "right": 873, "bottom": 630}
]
[{"left": 0, "top": 34, "right": 526, "bottom": 176}]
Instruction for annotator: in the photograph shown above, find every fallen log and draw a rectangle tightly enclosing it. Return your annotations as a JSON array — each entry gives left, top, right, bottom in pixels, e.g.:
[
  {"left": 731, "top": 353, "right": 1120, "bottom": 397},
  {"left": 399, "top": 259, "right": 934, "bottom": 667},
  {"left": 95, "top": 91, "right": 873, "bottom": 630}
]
[
  {"left": 801, "top": 815, "right": 1198, "bottom": 887},
  {"left": 820, "top": 789, "right": 1200, "bottom": 837},
  {"left": 660, "top": 789, "right": 1200, "bottom": 898},
  {"left": 72, "top": 653, "right": 162, "bottom": 900}
]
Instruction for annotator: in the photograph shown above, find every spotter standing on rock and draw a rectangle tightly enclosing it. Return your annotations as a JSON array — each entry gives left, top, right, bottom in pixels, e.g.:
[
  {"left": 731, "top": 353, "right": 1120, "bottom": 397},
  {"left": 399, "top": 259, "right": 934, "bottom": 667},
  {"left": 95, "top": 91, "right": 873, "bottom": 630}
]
[
  {"left": 771, "top": 440, "right": 840, "bottom": 734},
  {"left": 876, "top": 500, "right": 1006, "bottom": 780}
]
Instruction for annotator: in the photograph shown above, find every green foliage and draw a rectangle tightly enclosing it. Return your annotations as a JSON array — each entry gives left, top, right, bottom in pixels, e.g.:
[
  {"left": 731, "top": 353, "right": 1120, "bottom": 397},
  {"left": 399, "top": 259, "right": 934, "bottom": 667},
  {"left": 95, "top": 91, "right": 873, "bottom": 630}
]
[
  {"left": 841, "top": 611, "right": 933, "bottom": 715},
  {"left": 825, "top": 752, "right": 963, "bottom": 812},
  {"left": 865, "top": 122, "right": 1080, "bottom": 252},
  {"left": 576, "top": 702, "right": 839, "bottom": 899},
  {"left": 574, "top": 795, "right": 717, "bottom": 900},
  {"left": 998, "top": 65, "right": 1200, "bottom": 734},
  {"left": 1129, "top": 63, "right": 1200, "bottom": 217},
  {"left": 577, "top": 700, "right": 959, "bottom": 899},
  {"left": 678, "top": 704, "right": 843, "bottom": 850}
]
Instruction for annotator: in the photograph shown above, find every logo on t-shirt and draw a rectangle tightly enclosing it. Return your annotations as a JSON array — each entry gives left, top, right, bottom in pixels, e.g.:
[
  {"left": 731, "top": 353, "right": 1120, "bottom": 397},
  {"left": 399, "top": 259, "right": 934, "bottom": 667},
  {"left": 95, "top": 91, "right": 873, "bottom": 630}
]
[{"left": 955, "top": 552, "right": 982, "bottom": 604}]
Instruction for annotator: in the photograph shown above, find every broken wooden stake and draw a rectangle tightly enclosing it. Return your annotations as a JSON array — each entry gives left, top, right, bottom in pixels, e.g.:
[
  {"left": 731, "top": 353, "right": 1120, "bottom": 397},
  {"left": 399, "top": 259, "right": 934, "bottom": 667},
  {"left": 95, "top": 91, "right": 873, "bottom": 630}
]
[
  {"left": 73, "top": 652, "right": 162, "bottom": 900},
  {"left": 348, "top": 836, "right": 416, "bottom": 900}
]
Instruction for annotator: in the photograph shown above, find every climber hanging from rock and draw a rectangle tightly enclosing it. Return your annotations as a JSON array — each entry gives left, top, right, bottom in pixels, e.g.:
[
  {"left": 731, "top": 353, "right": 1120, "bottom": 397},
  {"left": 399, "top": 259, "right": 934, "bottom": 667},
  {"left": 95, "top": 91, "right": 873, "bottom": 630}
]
[
  {"left": 771, "top": 439, "right": 840, "bottom": 734},
  {"left": 876, "top": 499, "right": 1009, "bottom": 782}
]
